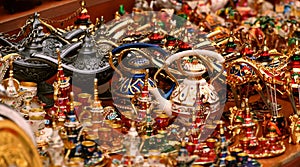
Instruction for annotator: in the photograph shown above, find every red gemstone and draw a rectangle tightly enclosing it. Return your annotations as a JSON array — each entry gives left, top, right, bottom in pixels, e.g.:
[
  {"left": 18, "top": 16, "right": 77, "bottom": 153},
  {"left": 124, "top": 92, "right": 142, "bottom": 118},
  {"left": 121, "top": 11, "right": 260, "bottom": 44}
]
[
  {"left": 166, "top": 40, "right": 176, "bottom": 47},
  {"left": 225, "top": 47, "right": 235, "bottom": 53},
  {"left": 289, "top": 62, "right": 300, "bottom": 68},
  {"left": 242, "top": 47, "right": 253, "bottom": 55},
  {"left": 179, "top": 42, "right": 192, "bottom": 50},
  {"left": 149, "top": 33, "right": 164, "bottom": 41},
  {"left": 261, "top": 51, "right": 270, "bottom": 57},
  {"left": 77, "top": 14, "right": 90, "bottom": 20}
]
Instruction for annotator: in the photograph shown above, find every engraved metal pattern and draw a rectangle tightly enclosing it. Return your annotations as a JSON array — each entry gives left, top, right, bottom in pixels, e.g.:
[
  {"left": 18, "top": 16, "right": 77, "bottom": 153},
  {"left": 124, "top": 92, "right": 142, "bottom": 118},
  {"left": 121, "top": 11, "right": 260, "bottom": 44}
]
[{"left": 0, "top": 120, "right": 42, "bottom": 167}]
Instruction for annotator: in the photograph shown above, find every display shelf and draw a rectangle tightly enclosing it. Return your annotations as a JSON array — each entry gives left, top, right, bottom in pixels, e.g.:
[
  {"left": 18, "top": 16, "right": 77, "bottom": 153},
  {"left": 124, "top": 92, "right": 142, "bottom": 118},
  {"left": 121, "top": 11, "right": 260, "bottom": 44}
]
[{"left": 0, "top": 0, "right": 135, "bottom": 33}]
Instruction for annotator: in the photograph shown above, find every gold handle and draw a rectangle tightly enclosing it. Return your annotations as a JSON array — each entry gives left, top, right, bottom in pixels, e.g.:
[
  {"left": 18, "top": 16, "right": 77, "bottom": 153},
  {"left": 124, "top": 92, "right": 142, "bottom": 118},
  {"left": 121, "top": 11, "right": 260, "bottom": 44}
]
[
  {"left": 108, "top": 51, "right": 122, "bottom": 78},
  {"left": 2, "top": 53, "right": 20, "bottom": 61},
  {"left": 154, "top": 66, "right": 179, "bottom": 88}
]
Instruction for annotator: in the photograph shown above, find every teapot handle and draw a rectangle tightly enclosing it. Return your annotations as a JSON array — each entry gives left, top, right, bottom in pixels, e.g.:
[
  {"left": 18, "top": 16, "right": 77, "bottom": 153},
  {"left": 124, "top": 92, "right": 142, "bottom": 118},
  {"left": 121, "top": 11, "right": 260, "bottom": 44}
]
[
  {"left": 109, "top": 43, "right": 169, "bottom": 77},
  {"left": 2, "top": 53, "right": 20, "bottom": 61},
  {"left": 162, "top": 49, "right": 224, "bottom": 82}
]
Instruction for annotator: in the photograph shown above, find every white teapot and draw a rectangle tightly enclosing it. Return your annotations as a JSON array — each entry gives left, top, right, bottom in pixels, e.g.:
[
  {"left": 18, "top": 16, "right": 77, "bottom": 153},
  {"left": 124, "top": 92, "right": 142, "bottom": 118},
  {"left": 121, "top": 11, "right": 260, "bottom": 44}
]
[{"left": 150, "top": 49, "right": 225, "bottom": 130}]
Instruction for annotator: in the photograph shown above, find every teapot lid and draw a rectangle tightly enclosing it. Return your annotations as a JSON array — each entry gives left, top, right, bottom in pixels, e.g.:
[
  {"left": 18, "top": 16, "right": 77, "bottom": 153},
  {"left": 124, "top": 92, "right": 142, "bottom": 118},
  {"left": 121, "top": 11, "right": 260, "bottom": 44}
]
[
  {"left": 125, "top": 54, "right": 151, "bottom": 69},
  {"left": 182, "top": 56, "right": 206, "bottom": 72}
]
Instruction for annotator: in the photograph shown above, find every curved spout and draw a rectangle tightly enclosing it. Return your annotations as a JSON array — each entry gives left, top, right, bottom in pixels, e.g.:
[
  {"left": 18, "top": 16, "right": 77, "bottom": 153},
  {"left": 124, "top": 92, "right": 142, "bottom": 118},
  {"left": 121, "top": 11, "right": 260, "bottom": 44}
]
[
  {"left": 107, "top": 18, "right": 134, "bottom": 37},
  {"left": 60, "top": 41, "right": 82, "bottom": 59},
  {"left": 30, "top": 53, "right": 111, "bottom": 74},
  {"left": 64, "top": 28, "right": 85, "bottom": 40},
  {"left": 149, "top": 87, "right": 172, "bottom": 116}
]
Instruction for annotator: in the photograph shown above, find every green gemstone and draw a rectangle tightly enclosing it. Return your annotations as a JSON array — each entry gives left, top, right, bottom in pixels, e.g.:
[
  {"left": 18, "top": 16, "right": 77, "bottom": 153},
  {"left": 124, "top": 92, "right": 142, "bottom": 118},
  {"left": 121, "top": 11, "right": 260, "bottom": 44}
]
[
  {"left": 288, "top": 38, "right": 296, "bottom": 46},
  {"left": 227, "top": 42, "right": 236, "bottom": 48},
  {"left": 119, "top": 5, "right": 125, "bottom": 15},
  {"left": 291, "top": 73, "right": 300, "bottom": 77},
  {"left": 158, "top": 21, "right": 165, "bottom": 29},
  {"left": 178, "top": 14, "right": 187, "bottom": 20},
  {"left": 292, "top": 55, "right": 300, "bottom": 61},
  {"left": 167, "top": 36, "right": 176, "bottom": 40}
]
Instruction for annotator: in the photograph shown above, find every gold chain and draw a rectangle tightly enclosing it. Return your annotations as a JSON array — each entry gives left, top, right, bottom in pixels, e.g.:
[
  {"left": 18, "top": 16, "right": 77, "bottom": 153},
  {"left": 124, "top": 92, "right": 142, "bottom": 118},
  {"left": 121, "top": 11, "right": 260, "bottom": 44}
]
[
  {"left": 40, "top": 8, "right": 82, "bottom": 24},
  {"left": 1, "top": 18, "right": 33, "bottom": 41}
]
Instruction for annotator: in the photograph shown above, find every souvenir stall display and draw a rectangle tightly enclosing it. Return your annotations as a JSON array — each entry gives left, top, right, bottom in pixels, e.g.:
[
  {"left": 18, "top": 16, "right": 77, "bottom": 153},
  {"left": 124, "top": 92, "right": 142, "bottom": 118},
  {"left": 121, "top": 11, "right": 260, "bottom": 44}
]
[{"left": 1, "top": 0, "right": 300, "bottom": 166}]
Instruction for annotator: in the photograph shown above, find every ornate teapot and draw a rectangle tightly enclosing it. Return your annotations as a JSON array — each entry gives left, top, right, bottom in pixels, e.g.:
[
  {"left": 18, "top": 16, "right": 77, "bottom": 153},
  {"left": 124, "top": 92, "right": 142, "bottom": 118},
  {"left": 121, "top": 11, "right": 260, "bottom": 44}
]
[
  {"left": 0, "top": 12, "right": 69, "bottom": 83},
  {"left": 1, "top": 6, "right": 117, "bottom": 95},
  {"left": 150, "top": 49, "right": 225, "bottom": 126},
  {"left": 1, "top": 55, "right": 33, "bottom": 109},
  {"left": 109, "top": 42, "right": 171, "bottom": 112},
  {"left": 32, "top": 29, "right": 117, "bottom": 94}
]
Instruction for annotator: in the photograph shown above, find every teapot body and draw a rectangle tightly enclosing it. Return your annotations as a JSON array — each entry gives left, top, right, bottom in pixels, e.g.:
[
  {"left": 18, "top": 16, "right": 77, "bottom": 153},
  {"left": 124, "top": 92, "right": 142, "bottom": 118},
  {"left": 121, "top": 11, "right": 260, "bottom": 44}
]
[
  {"left": 170, "top": 78, "right": 220, "bottom": 115},
  {"left": 109, "top": 43, "right": 170, "bottom": 112},
  {"left": 112, "top": 72, "right": 156, "bottom": 111},
  {"left": 152, "top": 49, "right": 225, "bottom": 116}
]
